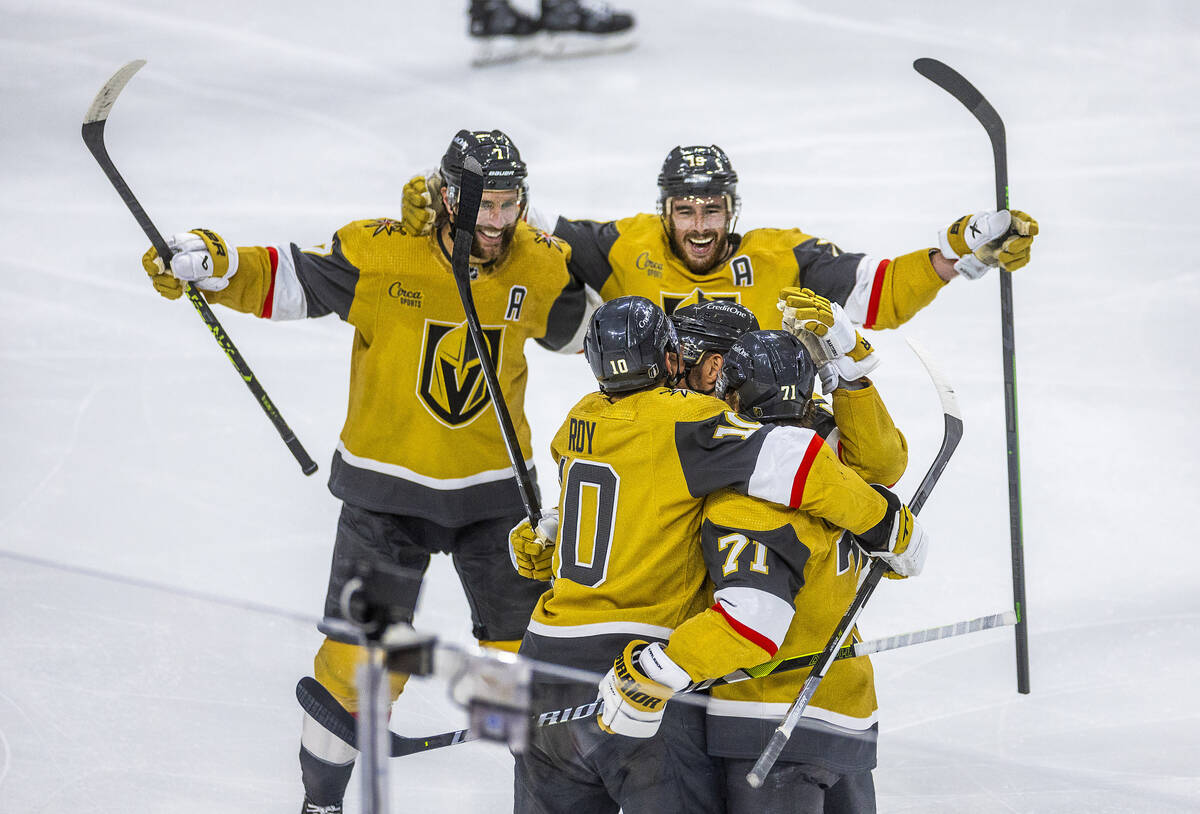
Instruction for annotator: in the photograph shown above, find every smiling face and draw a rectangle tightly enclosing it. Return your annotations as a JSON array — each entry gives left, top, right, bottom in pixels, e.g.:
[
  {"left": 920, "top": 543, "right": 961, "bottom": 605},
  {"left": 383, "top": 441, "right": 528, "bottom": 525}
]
[
  {"left": 443, "top": 186, "right": 524, "bottom": 263},
  {"left": 664, "top": 194, "right": 731, "bottom": 274},
  {"left": 472, "top": 189, "right": 523, "bottom": 262}
]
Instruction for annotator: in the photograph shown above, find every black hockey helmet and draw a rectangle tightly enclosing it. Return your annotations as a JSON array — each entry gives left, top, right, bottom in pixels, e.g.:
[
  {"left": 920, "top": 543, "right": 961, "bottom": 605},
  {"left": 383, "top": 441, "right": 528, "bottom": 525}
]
[
  {"left": 584, "top": 296, "right": 679, "bottom": 394},
  {"left": 657, "top": 145, "right": 739, "bottom": 209},
  {"left": 671, "top": 299, "right": 761, "bottom": 370},
  {"left": 719, "top": 330, "right": 817, "bottom": 421},
  {"left": 440, "top": 129, "right": 528, "bottom": 211}
]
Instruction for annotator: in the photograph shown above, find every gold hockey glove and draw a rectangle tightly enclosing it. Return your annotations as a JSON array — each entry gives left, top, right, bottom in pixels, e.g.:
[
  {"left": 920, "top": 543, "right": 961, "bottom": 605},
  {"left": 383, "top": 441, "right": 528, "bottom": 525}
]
[
  {"left": 597, "top": 640, "right": 691, "bottom": 738},
  {"left": 507, "top": 509, "right": 558, "bottom": 581},
  {"left": 939, "top": 210, "right": 1039, "bottom": 279},
  {"left": 977, "top": 209, "right": 1038, "bottom": 272},
  {"left": 778, "top": 287, "right": 879, "bottom": 392},
  {"left": 852, "top": 484, "right": 928, "bottom": 579},
  {"left": 401, "top": 172, "right": 444, "bottom": 236},
  {"left": 142, "top": 229, "right": 238, "bottom": 300}
]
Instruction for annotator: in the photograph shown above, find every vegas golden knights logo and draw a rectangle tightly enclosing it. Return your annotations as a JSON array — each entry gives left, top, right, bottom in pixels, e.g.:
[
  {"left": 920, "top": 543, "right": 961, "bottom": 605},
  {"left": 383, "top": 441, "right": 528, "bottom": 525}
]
[
  {"left": 418, "top": 320, "right": 504, "bottom": 427},
  {"left": 660, "top": 288, "right": 740, "bottom": 316}
]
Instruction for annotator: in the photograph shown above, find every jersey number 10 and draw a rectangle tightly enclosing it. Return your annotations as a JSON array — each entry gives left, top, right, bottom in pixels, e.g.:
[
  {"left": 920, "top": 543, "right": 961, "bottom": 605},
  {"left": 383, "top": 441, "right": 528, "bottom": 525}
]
[{"left": 556, "top": 460, "right": 620, "bottom": 587}]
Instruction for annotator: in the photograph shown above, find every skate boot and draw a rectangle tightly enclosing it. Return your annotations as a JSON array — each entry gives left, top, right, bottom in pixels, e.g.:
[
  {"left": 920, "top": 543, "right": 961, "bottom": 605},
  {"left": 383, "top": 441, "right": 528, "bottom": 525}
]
[
  {"left": 300, "top": 797, "right": 343, "bottom": 814},
  {"left": 470, "top": 0, "right": 542, "bottom": 66},
  {"left": 539, "top": 0, "right": 636, "bottom": 58}
]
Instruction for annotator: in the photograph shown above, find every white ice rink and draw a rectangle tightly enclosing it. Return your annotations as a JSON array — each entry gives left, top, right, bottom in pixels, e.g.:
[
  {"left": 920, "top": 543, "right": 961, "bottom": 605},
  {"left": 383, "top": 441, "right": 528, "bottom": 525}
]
[{"left": 2, "top": 1, "right": 1198, "bottom": 811}]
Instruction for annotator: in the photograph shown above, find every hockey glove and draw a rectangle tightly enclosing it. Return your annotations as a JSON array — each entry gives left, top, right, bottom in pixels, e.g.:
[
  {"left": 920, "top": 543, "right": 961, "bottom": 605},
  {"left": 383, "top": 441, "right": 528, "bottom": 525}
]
[
  {"left": 401, "top": 173, "right": 435, "bottom": 236},
  {"left": 141, "top": 229, "right": 238, "bottom": 300},
  {"left": 778, "top": 287, "right": 879, "bottom": 392},
  {"left": 597, "top": 640, "right": 691, "bottom": 738},
  {"left": 507, "top": 509, "right": 559, "bottom": 581},
  {"left": 852, "top": 484, "right": 929, "bottom": 579},
  {"left": 940, "top": 210, "right": 1039, "bottom": 279},
  {"left": 401, "top": 172, "right": 445, "bottom": 237}
]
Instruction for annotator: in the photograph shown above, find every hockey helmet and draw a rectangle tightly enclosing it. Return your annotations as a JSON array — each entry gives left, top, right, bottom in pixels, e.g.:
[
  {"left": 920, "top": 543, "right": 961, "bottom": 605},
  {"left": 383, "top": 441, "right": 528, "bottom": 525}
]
[
  {"left": 719, "top": 330, "right": 816, "bottom": 421},
  {"left": 584, "top": 296, "right": 679, "bottom": 394},
  {"left": 671, "top": 299, "right": 761, "bottom": 371},
  {"left": 439, "top": 129, "right": 529, "bottom": 212},
  {"left": 657, "top": 145, "right": 740, "bottom": 212}
]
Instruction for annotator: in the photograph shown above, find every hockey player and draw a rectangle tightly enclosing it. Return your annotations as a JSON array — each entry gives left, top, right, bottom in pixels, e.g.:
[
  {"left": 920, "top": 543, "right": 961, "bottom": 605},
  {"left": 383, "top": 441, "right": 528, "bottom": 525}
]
[
  {"left": 469, "top": 0, "right": 636, "bottom": 67},
  {"left": 671, "top": 299, "right": 761, "bottom": 395},
  {"left": 670, "top": 291, "right": 896, "bottom": 486},
  {"left": 704, "top": 327, "right": 912, "bottom": 813},
  {"left": 508, "top": 296, "right": 922, "bottom": 814},
  {"left": 141, "top": 129, "right": 587, "bottom": 814},
  {"left": 402, "top": 144, "right": 1039, "bottom": 330}
]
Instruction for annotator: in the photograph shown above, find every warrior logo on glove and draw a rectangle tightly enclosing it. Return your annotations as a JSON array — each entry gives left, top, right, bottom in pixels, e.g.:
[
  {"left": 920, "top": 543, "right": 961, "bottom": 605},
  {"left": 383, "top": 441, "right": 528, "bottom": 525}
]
[{"left": 612, "top": 658, "right": 667, "bottom": 711}]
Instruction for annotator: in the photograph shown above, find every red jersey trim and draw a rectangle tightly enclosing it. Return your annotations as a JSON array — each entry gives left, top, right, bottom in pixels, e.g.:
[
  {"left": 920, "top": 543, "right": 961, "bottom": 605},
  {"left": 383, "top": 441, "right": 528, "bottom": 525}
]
[
  {"left": 863, "top": 258, "right": 890, "bottom": 330},
  {"left": 788, "top": 433, "right": 825, "bottom": 508},
  {"left": 261, "top": 246, "right": 279, "bottom": 319},
  {"left": 712, "top": 602, "right": 779, "bottom": 657}
]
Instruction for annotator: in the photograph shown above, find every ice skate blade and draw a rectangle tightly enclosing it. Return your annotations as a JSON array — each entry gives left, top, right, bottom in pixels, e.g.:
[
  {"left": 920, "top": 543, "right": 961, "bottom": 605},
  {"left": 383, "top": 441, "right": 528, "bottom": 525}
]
[
  {"left": 471, "top": 35, "right": 540, "bottom": 67},
  {"left": 540, "top": 30, "right": 636, "bottom": 59}
]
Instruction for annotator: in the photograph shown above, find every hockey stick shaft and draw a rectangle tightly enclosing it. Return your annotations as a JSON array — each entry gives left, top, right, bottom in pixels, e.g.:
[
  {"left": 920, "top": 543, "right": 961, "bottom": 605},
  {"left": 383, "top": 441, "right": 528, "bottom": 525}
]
[
  {"left": 913, "top": 57, "right": 1030, "bottom": 694},
  {"left": 82, "top": 60, "right": 317, "bottom": 476},
  {"left": 746, "top": 338, "right": 962, "bottom": 787},
  {"left": 447, "top": 158, "right": 541, "bottom": 524},
  {"left": 295, "top": 610, "right": 1014, "bottom": 757}
]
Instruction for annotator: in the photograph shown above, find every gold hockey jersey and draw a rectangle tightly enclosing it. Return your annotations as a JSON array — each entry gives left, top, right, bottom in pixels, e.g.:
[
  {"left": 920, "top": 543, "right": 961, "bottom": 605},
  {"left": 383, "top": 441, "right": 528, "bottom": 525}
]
[
  {"left": 701, "top": 495, "right": 881, "bottom": 773},
  {"left": 521, "top": 385, "right": 890, "bottom": 680},
  {"left": 553, "top": 211, "right": 946, "bottom": 329},
  {"left": 695, "top": 383, "right": 909, "bottom": 773},
  {"left": 201, "top": 219, "right": 586, "bottom": 522}
]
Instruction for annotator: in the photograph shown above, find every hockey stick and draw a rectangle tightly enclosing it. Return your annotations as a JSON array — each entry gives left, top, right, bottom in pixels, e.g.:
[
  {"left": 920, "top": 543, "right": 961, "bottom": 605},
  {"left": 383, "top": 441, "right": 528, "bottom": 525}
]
[
  {"left": 82, "top": 60, "right": 318, "bottom": 476},
  {"left": 446, "top": 157, "right": 542, "bottom": 524},
  {"left": 295, "top": 610, "right": 1014, "bottom": 757},
  {"left": 746, "top": 337, "right": 963, "bottom": 787},
  {"left": 913, "top": 57, "right": 1030, "bottom": 695}
]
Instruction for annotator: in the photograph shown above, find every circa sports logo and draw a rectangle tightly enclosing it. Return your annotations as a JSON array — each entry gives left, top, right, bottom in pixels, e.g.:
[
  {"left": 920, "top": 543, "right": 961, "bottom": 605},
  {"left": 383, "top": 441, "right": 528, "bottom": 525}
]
[
  {"left": 388, "top": 280, "right": 423, "bottom": 308},
  {"left": 417, "top": 319, "right": 504, "bottom": 427},
  {"left": 660, "top": 288, "right": 740, "bottom": 316},
  {"left": 635, "top": 251, "right": 664, "bottom": 278}
]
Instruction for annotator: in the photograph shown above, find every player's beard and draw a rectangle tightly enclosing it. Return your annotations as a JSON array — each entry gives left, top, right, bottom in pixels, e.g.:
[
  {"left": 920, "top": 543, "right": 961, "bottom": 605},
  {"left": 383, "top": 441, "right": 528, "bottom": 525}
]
[
  {"left": 471, "top": 223, "right": 517, "bottom": 265},
  {"left": 669, "top": 228, "right": 730, "bottom": 275}
]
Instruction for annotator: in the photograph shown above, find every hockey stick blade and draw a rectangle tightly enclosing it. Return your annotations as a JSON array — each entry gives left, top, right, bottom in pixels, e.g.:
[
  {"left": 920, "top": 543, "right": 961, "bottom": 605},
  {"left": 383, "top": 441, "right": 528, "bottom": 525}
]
[
  {"left": 81, "top": 61, "right": 318, "bottom": 476},
  {"left": 915, "top": 57, "right": 1030, "bottom": 694},
  {"left": 295, "top": 611, "right": 1014, "bottom": 758},
  {"left": 913, "top": 58, "right": 1006, "bottom": 182},
  {"left": 447, "top": 156, "right": 542, "bottom": 524},
  {"left": 904, "top": 336, "right": 963, "bottom": 515},
  {"left": 746, "top": 339, "right": 963, "bottom": 788},
  {"left": 298, "top": 676, "right": 475, "bottom": 756}
]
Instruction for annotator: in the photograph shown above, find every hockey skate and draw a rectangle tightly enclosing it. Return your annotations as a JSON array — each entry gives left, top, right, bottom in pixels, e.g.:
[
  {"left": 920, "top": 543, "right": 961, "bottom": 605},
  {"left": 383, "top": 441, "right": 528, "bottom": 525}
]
[
  {"left": 300, "top": 797, "right": 343, "bottom": 814},
  {"left": 539, "top": 0, "right": 636, "bottom": 59},
  {"left": 470, "top": 0, "right": 542, "bottom": 67}
]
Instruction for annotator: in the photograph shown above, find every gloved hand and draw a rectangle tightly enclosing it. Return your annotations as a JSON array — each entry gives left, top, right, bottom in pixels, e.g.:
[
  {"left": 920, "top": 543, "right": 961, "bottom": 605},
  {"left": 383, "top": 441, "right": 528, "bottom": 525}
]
[
  {"left": 507, "top": 509, "right": 559, "bottom": 581},
  {"left": 141, "top": 229, "right": 238, "bottom": 300},
  {"left": 401, "top": 172, "right": 444, "bottom": 236},
  {"left": 939, "top": 209, "right": 1039, "bottom": 279},
  {"left": 597, "top": 640, "right": 691, "bottom": 738},
  {"left": 778, "top": 287, "right": 879, "bottom": 392},
  {"left": 852, "top": 484, "right": 928, "bottom": 578}
]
